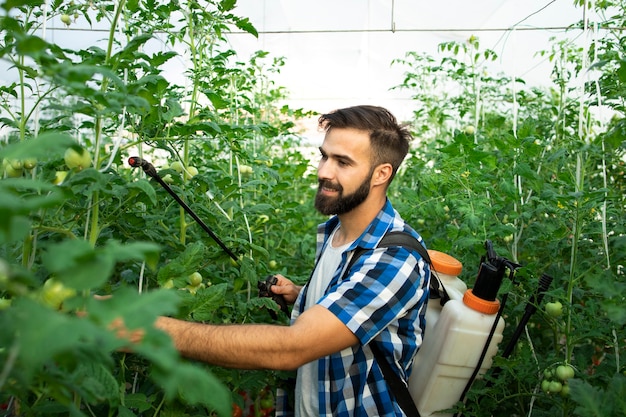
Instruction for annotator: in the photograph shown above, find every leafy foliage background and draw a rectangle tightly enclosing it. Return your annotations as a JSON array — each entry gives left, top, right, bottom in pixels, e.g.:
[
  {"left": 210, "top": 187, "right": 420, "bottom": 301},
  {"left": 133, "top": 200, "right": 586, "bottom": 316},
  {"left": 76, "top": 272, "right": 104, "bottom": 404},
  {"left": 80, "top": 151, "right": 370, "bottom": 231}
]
[{"left": 0, "top": 0, "right": 624, "bottom": 416}]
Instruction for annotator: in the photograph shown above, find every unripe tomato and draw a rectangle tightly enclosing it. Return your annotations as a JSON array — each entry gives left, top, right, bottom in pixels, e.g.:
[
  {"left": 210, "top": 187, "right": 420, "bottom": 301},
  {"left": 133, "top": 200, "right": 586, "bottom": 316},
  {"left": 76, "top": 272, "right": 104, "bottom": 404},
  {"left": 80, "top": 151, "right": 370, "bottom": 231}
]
[
  {"left": 268, "top": 260, "right": 278, "bottom": 269},
  {"left": 188, "top": 271, "right": 203, "bottom": 286},
  {"left": 41, "top": 278, "right": 76, "bottom": 309},
  {"left": 64, "top": 147, "right": 92, "bottom": 170},
  {"left": 560, "top": 384, "right": 570, "bottom": 397},
  {"left": 464, "top": 125, "right": 475, "bottom": 135},
  {"left": 541, "top": 379, "right": 551, "bottom": 393},
  {"left": 548, "top": 380, "right": 563, "bottom": 393},
  {"left": 184, "top": 166, "right": 198, "bottom": 180},
  {"left": 170, "top": 161, "right": 184, "bottom": 173},
  {"left": 9, "top": 159, "right": 22, "bottom": 170},
  {"left": 239, "top": 164, "right": 253, "bottom": 175},
  {"left": 23, "top": 158, "right": 37, "bottom": 170},
  {"left": 556, "top": 364, "right": 575, "bottom": 381},
  {"left": 60, "top": 14, "right": 71, "bottom": 25},
  {"left": 4, "top": 164, "right": 23, "bottom": 178},
  {"left": 53, "top": 171, "right": 69, "bottom": 185},
  {"left": 545, "top": 301, "right": 563, "bottom": 317}
]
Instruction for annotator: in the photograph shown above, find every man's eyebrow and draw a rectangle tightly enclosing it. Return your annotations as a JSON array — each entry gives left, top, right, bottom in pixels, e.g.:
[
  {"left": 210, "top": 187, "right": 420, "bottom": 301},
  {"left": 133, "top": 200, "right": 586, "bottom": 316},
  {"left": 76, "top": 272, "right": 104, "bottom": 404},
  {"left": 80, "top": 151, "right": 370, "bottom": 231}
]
[{"left": 318, "top": 147, "right": 356, "bottom": 164}]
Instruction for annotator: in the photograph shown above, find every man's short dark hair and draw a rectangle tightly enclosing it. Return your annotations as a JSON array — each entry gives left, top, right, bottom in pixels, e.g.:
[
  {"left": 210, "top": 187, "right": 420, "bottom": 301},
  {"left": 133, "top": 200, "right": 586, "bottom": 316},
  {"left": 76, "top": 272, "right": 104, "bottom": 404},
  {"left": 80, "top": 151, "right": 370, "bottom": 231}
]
[{"left": 318, "top": 105, "right": 412, "bottom": 182}]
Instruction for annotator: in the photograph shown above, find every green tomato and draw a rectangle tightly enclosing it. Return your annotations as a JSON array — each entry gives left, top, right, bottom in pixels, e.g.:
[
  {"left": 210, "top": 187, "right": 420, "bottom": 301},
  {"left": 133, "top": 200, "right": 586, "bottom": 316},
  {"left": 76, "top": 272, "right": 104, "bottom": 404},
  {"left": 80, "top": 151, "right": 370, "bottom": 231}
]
[
  {"left": 541, "top": 379, "right": 551, "bottom": 393},
  {"left": 60, "top": 14, "right": 71, "bottom": 25},
  {"left": 464, "top": 125, "right": 475, "bottom": 135},
  {"left": 9, "top": 159, "right": 22, "bottom": 170},
  {"left": 170, "top": 161, "right": 184, "bottom": 173},
  {"left": 268, "top": 260, "right": 278, "bottom": 269},
  {"left": 4, "top": 164, "right": 23, "bottom": 178},
  {"left": 548, "top": 380, "right": 563, "bottom": 393},
  {"left": 239, "top": 164, "right": 253, "bottom": 175},
  {"left": 23, "top": 158, "right": 37, "bottom": 170},
  {"left": 260, "top": 396, "right": 274, "bottom": 410},
  {"left": 556, "top": 364, "right": 575, "bottom": 381},
  {"left": 545, "top": 301, "right": 563, "bottom": 317},
  {"left": 64, "top": 147, "right": 92, "bottom": 170},
  {"left": 188, "top": 271, "right": 203, "bottom": 286},
  {"left": 53, "top": 170, "right": 68, "bottom": 185},
  {"left": 184, "top": 166, "right": 198, "bottom": 180},
  {"left": 41, "top": 278, "right": 76, "bottom": 309},
  {"left": 560, "top": 384, "right": 570, "bottom": 397}
]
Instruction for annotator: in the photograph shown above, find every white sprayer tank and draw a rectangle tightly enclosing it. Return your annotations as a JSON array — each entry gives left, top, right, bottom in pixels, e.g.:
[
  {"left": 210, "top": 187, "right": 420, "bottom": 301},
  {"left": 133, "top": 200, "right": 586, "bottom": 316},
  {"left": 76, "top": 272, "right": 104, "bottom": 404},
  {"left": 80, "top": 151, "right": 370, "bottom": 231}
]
[{"left": 409, "top": 250, "right": 505, "bottom": 417}]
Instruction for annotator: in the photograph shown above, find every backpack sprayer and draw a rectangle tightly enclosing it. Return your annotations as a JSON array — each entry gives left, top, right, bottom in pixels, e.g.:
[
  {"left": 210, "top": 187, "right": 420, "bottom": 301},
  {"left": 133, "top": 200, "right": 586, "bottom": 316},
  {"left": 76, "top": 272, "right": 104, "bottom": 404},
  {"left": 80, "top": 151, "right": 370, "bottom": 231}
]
[
  {"left": 409, "top": 243, "right": 553, "bottom": 417},
  {"left": 128, "top": 156, "right": 553, "bottom": 416}
]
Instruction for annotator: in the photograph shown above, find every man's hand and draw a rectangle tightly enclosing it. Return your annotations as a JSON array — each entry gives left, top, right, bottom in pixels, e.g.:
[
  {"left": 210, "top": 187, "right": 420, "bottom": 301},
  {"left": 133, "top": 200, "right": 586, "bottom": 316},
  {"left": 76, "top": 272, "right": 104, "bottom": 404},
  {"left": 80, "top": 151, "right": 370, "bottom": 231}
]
[{"left": 268, "top": 274, "right": 302, "bottom": 305}]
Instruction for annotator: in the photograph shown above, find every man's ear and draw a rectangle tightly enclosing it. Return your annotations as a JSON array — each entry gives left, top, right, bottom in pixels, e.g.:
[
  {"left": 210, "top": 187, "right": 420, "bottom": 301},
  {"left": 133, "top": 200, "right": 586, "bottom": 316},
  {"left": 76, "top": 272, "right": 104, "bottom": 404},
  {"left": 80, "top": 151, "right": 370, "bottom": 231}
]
[{"left": 372, "top": 163, "right": 393, "bottom": 186}]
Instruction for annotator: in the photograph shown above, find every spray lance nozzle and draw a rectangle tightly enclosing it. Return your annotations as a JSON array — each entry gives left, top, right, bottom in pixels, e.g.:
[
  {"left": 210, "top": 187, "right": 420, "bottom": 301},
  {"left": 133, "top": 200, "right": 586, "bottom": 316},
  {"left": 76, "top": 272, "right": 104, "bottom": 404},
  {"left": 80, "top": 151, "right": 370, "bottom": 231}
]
[
  {"left": 127, "top": 156, "right": 289, "bottom": 317},
  {"left": 472, "top": 240, "right": 522, "bottom": 302}
]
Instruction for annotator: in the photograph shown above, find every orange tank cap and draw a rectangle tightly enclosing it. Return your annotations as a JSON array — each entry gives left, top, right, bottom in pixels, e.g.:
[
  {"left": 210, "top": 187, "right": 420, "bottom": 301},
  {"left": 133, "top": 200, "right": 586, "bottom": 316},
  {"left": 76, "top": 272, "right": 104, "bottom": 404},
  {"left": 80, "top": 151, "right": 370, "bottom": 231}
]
[
  {"left": 463, "top": 289, "right": 500, "bottom": 314},
  {"left": 427, "top": 250, "right": 463, "bottom": 276}
]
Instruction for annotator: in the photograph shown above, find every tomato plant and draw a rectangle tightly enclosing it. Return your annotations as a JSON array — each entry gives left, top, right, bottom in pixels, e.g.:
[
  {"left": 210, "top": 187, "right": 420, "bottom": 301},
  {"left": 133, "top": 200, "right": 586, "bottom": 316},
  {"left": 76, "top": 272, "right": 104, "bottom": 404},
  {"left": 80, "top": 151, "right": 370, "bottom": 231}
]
[{"left": 1, "top": 0, "right": 625, "bottom": 416}]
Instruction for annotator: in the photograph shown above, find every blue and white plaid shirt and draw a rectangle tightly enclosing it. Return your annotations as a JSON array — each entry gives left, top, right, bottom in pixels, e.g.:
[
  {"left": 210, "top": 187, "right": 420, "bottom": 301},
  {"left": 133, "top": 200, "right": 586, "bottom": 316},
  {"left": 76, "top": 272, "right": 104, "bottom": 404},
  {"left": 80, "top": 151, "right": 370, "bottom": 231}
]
[{"left": 277, "top": 200, "right": 430, "bottom": 416}]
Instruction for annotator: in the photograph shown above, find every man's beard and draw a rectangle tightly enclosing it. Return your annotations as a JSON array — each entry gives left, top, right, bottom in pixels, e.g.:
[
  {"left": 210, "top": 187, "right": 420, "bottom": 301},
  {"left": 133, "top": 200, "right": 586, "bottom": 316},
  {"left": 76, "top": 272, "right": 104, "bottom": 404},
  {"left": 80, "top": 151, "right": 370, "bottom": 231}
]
[{"left": 314, "top": 173, "right": 372, "bottom": 216}]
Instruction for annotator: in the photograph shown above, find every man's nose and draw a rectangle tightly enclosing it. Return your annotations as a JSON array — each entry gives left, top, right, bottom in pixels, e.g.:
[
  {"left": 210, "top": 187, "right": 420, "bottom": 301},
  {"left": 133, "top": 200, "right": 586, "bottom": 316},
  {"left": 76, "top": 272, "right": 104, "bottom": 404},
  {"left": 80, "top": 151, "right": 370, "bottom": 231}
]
[{"left": 317, "top": 159, "right": 334, "bottom": 180}]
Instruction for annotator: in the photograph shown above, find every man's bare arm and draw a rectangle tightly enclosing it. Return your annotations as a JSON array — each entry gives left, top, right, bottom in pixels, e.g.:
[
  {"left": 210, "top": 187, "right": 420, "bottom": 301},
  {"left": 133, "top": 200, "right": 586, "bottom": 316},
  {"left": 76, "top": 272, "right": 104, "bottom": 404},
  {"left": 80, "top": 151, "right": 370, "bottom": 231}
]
[{"left": 155, "top": 305, "right": 358, "bottom": 370}]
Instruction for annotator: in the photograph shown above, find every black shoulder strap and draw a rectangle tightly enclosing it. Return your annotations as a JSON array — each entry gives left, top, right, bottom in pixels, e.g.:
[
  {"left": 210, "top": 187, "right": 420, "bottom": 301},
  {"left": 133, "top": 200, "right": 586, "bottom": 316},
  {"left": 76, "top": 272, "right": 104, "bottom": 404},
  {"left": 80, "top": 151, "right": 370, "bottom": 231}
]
[
  {"left": 343, "top": 231, "right": 430, "bottom": 277},
  {"left": 341, "top": 231, "right": 427, "bottom": 417}
]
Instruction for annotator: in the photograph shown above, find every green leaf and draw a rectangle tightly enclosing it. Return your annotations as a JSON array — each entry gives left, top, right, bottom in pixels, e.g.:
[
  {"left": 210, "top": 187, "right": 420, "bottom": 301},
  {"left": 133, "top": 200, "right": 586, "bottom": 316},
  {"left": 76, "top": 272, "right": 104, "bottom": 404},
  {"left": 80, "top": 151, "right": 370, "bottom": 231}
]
[
  {"left": 157, "top": 241, "right": 207, "bottom": 283},
  {"left": 235, "top": 17, "right": 258, "bottom": 37},
  {"left": 1, "top": 0, "right": 44, "bottom": 12},
  {"left": 121, "top": 393, "right": 151, "bottom": 413},
  {"left": 42, "top": 239, "right": 160, "bottom": 290},
  {"left": 127, "top": 179, "right": 157, "bottom": 205},
  {"left": 103, "top": 240, "right": 161, "bottom": 271},
  {"left": 42, "top": 239, "right": 114, "bottom": 290},
  {"left": 0, "top": 298, "right": 114, "bottom": 383},
  {"left": 0, "top": 132, "right": 76, "bottom": 161},
  {"left": 72, "top": 362, "right": 120, "bottom": 404},
  {"left": 151, "top": 361, "right": 231, "bottom": 417},
  {"left": 15, "top": 34, "right": 48, "bottom": 55},
  {"left": 185, "top": 283, "right": 228, "bottom": 321}
]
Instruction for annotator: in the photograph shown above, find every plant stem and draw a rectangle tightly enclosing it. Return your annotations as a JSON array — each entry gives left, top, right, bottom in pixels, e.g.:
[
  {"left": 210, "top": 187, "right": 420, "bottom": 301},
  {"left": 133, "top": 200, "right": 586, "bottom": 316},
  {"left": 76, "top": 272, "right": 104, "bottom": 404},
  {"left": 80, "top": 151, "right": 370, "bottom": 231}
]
[{"left": 86, "top": 0, "right": 127, "bottom": 247}]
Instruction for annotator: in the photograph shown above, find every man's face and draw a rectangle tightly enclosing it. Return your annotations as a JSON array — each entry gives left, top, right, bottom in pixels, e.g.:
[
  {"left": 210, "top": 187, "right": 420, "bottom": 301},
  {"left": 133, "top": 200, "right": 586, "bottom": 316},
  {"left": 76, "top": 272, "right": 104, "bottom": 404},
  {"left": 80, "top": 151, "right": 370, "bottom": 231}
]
[{"left": 314, "top": 127, "right": 374, "bottom": 216}]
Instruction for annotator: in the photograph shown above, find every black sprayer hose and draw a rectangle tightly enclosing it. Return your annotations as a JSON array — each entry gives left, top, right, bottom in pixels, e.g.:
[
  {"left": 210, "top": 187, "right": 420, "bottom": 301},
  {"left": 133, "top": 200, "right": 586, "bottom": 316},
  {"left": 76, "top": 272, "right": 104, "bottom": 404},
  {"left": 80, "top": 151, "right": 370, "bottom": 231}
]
[
  {"left": 457, "top": 273, "right": 554, "bottom": 417},
  {"left": 501, "top": 273, "right": 553, "bottom": 358},
  {"left": 486, "top": 273, "right": 554, "bottom": 384},
  {"left": 128, "top": 156, "right": 239, "bottom": 263}
]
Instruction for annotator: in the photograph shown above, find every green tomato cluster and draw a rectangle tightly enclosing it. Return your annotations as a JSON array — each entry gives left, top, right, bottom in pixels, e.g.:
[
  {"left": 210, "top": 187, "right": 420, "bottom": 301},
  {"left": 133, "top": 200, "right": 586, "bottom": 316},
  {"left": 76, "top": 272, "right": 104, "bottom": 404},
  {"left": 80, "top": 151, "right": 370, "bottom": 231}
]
[
  {"left": 541, "top": 364, "right": 575, "bottom": 396},
  {"left": 2, "top": 158, "right": 37, "bottom": 177}
]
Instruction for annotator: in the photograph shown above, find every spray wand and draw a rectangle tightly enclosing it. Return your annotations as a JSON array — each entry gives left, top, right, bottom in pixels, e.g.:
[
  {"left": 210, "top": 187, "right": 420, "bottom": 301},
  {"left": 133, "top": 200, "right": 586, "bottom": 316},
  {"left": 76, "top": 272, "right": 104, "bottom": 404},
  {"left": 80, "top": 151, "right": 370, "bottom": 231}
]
[{"left": 128, "top": 156, "right": 289, "bottom": 316}]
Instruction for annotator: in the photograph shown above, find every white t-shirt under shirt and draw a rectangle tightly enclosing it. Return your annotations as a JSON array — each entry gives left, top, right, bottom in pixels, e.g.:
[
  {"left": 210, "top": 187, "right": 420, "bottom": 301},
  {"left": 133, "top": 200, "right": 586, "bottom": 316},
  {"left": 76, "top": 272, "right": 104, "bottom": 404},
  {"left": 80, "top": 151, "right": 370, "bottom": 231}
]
[{"left": 295, "top": 227, "right": 353, "bottom": 417}]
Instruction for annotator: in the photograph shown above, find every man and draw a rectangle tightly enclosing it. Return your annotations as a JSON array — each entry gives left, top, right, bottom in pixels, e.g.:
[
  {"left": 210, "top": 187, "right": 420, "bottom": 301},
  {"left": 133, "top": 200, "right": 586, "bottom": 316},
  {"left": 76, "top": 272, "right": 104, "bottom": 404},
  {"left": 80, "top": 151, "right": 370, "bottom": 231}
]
[{"left": 156, "top": 105, "right": 430, "bottom": 416}]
